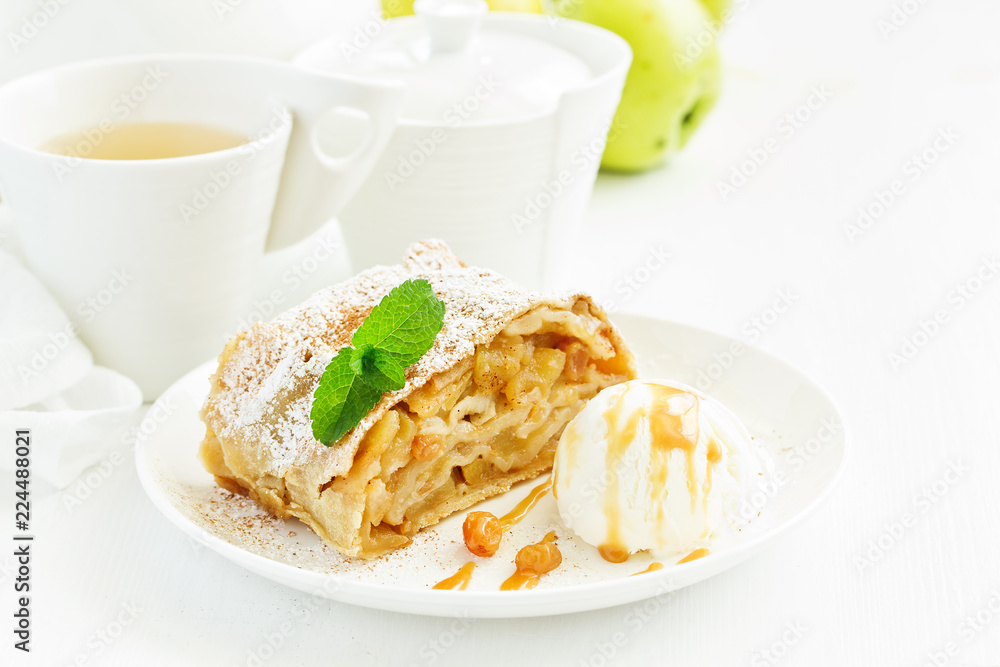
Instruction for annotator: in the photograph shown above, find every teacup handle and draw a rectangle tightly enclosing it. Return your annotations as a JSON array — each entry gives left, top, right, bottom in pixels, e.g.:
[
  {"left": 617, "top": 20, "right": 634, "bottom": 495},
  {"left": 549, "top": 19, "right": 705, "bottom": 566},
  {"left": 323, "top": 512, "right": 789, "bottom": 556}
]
[{"left": 248, "top": 61, "right": 404, "bottom": 252}]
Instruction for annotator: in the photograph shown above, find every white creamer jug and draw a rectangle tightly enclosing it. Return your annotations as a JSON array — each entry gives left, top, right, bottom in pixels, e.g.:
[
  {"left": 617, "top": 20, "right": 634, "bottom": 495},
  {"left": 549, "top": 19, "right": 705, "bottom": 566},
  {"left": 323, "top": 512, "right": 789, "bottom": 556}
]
[{"left": 294, "top": 0, "right": 632, "bottom": 287}]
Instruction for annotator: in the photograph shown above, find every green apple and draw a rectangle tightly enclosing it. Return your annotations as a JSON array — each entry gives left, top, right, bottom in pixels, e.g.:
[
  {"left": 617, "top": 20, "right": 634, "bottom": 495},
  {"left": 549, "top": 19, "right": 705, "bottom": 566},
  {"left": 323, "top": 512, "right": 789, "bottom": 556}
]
[
  {"left": 553, "top": 0, "right": 721, "bottom": 172},
  {"left": 488, "top": 0, "right": 542, "bottom": 11},
  {"left": 698, "top": 0, "right": 731, "bottom": 23},
  {"left": 381, "top": 0, "right": 414, "bottom": 18},
  {"left": 381, "top": 0, "right": 541, "bottom": 19}
]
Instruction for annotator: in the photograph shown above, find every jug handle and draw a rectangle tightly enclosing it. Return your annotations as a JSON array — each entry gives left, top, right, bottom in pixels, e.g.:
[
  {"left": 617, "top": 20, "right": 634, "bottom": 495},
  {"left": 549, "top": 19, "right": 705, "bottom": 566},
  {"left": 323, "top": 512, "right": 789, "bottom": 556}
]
[{"left": 249, "top": 61, "right": 404, "bottom": 253}]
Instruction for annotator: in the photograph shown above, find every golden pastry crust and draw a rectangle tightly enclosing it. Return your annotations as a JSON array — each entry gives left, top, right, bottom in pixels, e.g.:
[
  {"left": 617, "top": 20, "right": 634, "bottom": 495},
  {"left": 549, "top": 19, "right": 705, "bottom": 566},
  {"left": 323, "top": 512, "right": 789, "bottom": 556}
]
[{"left": 200, "top": 240, "right": 635, "bottom": 558}]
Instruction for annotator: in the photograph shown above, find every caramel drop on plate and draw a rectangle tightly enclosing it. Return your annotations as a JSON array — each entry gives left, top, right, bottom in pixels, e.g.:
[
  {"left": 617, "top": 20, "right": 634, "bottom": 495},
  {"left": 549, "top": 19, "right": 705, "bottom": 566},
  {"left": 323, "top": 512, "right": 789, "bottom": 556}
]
[
  {"left": 630, "top": 562, "right": 664, "bottom": 576},
  {"left": 598, "top": 544, "right": 630, "bottom": 564},
  {"left": 499, "top": 571, "right": 539, "bottom": 591},
  {"left": 433, "top": 561, "right": 476, "bottom": 590},
  {"left": 498, "top": 478, "right": 552, "bottom": 532},
  {"left": 678, "top": 548, "right": 710, "bottom": 564}
]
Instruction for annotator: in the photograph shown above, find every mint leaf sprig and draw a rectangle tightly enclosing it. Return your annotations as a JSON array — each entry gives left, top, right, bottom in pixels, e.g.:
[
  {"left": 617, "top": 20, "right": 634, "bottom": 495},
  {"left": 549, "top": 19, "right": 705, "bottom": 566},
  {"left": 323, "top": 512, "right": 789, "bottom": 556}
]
[{"left": 310, "top": 279, "right": 445, "bottom": 447}]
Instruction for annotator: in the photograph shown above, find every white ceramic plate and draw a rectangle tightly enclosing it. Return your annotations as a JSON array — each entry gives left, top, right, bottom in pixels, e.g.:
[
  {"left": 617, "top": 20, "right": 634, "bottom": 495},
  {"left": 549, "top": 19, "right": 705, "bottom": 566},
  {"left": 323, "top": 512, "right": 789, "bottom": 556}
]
[{"left": 135, "top": 313, "right": 849, "bottom": 618}]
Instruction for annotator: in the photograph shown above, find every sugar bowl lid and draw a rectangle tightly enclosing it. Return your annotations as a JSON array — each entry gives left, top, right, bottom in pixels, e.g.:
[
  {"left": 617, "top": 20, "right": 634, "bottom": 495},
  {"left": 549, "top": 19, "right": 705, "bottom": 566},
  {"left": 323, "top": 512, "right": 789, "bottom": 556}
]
[{"left": 340, "top": 0, "right": 593, "bottom": 124}]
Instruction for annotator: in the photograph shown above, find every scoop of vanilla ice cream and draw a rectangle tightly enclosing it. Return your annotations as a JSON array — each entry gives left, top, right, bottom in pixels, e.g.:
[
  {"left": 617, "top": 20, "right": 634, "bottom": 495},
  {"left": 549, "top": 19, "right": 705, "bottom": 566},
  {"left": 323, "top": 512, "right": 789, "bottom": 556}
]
[{"left": 553, "top": 379, "right": 768, "bottom": 559}]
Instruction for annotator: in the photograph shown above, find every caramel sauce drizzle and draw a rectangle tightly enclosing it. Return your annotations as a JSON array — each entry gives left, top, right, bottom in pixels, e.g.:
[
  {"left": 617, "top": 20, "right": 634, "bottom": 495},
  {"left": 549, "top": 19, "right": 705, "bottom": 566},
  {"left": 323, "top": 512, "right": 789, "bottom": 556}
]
[
  {"left": 705, "top": 437, "right": 722, "bottom": 508},
  {"left": 598, "top": 383, "right": 723, "bottom": 560},
  {"left": 498, "top": 478, "right": 552, "bottom": 532},
  {"left": 433, "top": 480, "right": 553, "bottom": 590},
  {"left": 601, "top": 389, "right": 638, "bottom": 561},
  {"left": 559, "top": 420, "right": 581, "bottom": 488},
  {"left": 500, "top": 531, "right": 560, "bottom": 591},
  {"left": 433, "top": 561, "right": 476, "bottom": 590},
  {"left": 646, "top": 386, "right": 701, "bottom": 514},
  {"left": 630, "top": 562, "right": 664, "bottom": 576},
  {"left": 678, "top": 548, "right": 710, "bottom": 564}
]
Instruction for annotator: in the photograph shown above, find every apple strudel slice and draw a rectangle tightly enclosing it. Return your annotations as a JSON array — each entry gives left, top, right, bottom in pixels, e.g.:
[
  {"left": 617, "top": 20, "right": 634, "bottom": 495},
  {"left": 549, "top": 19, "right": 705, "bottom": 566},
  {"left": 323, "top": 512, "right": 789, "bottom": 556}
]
[{"left": 199, "top": 240, "right": 635, "bottom": 558}]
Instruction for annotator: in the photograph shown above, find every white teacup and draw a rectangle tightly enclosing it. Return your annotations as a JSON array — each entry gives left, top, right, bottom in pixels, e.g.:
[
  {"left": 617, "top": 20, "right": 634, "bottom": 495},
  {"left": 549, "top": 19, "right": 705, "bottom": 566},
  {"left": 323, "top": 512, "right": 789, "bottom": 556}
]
[{"left": 0, "top": 54, "right": 402, "bottom": 399}]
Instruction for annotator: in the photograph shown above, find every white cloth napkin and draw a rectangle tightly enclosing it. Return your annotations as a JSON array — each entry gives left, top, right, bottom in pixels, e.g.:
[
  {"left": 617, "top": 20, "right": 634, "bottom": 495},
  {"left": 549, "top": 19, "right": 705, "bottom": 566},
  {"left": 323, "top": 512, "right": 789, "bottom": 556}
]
[
  {"left": 0, "top": 245, "right": 144, "bottom": 487},
  {"left": 0, "top": 249, "right": 93, "bottom": 408},
  {"left": 0, "top": 366, "right": 144, "bottom": 487}
]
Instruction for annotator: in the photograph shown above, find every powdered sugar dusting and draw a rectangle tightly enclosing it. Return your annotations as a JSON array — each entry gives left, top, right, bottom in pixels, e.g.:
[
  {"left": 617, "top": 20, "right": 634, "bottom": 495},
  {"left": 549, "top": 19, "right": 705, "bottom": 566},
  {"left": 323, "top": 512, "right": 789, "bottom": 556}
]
[{"left": 202, "top": 240, "right": 589, "bottom": 479}]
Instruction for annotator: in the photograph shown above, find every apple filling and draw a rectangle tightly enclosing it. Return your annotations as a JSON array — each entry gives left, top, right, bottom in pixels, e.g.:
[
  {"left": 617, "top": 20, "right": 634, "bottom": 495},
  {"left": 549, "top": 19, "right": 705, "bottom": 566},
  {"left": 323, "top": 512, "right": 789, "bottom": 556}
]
[{"left": 327, "top": 302, "right": 632, "bottom": 556}]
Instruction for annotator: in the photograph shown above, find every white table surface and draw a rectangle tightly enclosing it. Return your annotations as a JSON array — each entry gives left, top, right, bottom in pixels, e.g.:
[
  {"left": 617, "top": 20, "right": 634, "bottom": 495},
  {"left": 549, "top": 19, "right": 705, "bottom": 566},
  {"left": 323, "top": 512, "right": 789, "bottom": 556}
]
[{"left": 5, "top": 0, "right": 1000, "bottom": 665}]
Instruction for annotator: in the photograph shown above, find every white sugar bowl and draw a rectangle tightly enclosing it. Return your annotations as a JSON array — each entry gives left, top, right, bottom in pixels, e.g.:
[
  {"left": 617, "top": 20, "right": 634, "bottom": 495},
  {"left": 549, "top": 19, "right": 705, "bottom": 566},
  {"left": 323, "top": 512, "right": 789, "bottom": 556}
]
[{"left": 293, "top": 0, "right": 631, "bottom": 288}]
